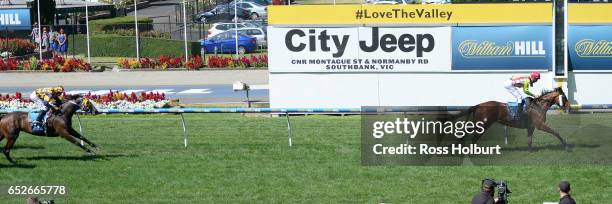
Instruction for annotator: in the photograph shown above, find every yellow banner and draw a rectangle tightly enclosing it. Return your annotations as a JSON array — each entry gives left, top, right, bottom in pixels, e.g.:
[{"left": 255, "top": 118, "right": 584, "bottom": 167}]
[
  {"left": 569, "top": 4, "right": 612, "bottom": 24},
  {"left": 268, "top": 4, "right": 553, "bottom": 25}
]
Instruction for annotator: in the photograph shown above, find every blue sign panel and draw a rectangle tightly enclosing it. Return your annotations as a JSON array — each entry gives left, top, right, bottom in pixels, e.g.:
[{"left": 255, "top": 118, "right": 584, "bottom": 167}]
[
  {"left": 0, "top": 9, "right": 31, "bottom": 30},
  {"left": 568, "top": 26, "right": 612, "bottom": 71},
  {"left": 452, "top": 26, "right": 552, "bottom": 70}
]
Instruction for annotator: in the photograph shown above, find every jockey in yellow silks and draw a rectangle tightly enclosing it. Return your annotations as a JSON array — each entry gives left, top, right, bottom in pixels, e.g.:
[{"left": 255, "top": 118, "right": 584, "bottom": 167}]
[{"left": 29, "top": 86, "right": 65, "bottom": 125}]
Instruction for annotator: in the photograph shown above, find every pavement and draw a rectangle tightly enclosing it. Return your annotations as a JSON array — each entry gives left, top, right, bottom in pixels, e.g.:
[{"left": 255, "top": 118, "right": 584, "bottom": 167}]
[{"left": 0, "top": 70, "right": 269, "bottom": 103}]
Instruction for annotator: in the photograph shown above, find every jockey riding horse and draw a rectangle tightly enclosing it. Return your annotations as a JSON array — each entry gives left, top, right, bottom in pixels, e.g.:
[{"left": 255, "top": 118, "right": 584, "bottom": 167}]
[
  {"left": 29, "top": 86, "right": 65, "bottom": 132},
  {"left": 503, "top": 71, "right": 541, "bottom": 120}
]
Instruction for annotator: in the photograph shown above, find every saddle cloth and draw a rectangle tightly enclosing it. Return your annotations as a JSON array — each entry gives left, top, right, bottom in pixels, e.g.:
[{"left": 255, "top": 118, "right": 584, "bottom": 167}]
[
  {"left": 507, "top": 100, "right": 531, "bottom": 122},
  {"left": 28, "top": 111, "right": 49, "bottom": 134}
]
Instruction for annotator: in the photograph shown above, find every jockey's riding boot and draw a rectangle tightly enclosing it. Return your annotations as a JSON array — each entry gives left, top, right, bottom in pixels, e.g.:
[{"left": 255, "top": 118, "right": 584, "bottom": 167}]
[{"left": 35, "top": 110, "right": 48, "bottom": 128}]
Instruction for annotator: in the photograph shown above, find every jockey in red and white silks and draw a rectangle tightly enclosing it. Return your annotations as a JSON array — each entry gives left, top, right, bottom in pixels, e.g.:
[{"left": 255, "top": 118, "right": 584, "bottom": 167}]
[{"left": 504, "top": 71, "right": 541, "bottom": 103}]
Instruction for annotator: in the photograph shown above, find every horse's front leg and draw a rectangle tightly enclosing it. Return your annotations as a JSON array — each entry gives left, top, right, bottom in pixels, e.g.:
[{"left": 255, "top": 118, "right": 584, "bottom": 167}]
[
  {"left": 67, "top": 128, "right": 97, "bottom": 148},
  {"left": 57, "top": 129, "right": 94, "bottom": 154},
  {"left": 527, "top": 126, "right": 535, "bottom": 152},
  {"left": 534, "top": 122, "right": 568, "bottom": 151}
]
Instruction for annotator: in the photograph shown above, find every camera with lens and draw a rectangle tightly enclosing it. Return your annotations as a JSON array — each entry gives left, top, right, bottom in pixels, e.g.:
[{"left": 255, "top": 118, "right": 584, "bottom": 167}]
[
  {"left": 496, "top": 180, "right": 511, "bottom": 204},
  {"left": 482, "top": 179, "right": 511, "bottom": 204},
  {"left": 40, "top": 200, "right": 55, "bottom": 204},
  {"left": 26, "top": 197, "right": 55, "bottom": 204}
]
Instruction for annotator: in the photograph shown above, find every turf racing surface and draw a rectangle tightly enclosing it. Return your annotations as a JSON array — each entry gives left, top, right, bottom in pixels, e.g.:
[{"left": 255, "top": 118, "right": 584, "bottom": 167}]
[{"left": 0, "top": 113, "right": 610, "bottom": 203}]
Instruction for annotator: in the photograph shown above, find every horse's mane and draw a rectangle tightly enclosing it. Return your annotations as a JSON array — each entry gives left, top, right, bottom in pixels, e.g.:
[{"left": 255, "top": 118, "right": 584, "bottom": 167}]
[
  {"left": 63, "top": 94, "right": 83, "bottom": 101},
  {"left": 539, "top": 89, "right": 553, "bottom": 97},
  {"left": 536, "top": 87, "right": 563, "bottom": 100}
]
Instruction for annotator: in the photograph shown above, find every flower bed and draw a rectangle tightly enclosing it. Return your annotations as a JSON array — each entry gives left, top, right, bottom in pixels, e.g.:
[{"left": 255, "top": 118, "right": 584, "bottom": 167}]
[
  {"left": 117, "top": 55, "right": 196, "bottom": 70},
  {"left": 0, "top": 100, "right": 40, "bottom": 110},
  {"left": 116, "top": 54, "right": 268, "bottom": 69},
  {"left": 1, "top": 38, "right": 37, "bottom": 57},
  {"left": 207, "top": 55, "right": 268, "bottom": 68},
  {"left": 0, "top": 91, "right": 169, "bottom": 110},
  {"left": 0, "top": 55, "right": 91, "bottom": 72},
  {"left": 84, "top": 90, "right": 169, "bottom": 110},
  {"left": 0, "top": 92, "right": 38, "bottom": 110}
]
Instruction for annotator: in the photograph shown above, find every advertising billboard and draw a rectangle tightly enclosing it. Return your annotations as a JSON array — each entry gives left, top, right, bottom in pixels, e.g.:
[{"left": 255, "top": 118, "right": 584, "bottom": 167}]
[
  {"left": 0, "top": 9, "right": 31, "bottom": 30},
  {"left": 451, "top": 26, "right": 552, "bottom": 70},
  {"left": 268, "top": 26, "right": 452, "bottom": 72},
  {"left": 568, "top": 25, "right": 612, "bottom": 71}
]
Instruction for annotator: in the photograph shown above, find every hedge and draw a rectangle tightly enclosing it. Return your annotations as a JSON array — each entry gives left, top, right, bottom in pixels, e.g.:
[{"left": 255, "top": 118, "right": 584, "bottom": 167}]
[
  {"left": 71, "top": 35, "right": 201, "bottom": 57},
  {"left": 89, "top": 16, "right": 154, "bottom": 33},
  {"left": 89, "top": 16, "right": 151, "bottom": 25}
]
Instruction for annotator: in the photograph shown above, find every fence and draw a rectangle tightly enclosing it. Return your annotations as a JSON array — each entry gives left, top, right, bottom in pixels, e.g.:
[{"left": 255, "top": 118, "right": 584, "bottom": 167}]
[
  {"left": 0, "top": 20, "right": 267, "bottom": 67},
  {"left": 1, "top": 104, "right": 610, "bottom": 148}
]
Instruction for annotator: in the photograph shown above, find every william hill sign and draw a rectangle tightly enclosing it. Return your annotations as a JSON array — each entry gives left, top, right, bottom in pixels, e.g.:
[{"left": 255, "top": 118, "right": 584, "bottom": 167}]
[{"left": 0, "top": 9, "right": 31, "bottom": 30}]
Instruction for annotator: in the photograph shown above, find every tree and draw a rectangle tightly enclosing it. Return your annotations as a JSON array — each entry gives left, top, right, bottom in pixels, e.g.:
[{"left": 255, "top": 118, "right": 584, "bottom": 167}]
[{"left": 28, "top": 0, "right": 57, "bottom": 25}]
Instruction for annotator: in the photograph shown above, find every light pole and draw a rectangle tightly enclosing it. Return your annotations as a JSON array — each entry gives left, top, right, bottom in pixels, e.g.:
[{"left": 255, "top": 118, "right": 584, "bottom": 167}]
[
  {"left": 234, "top": 0, "right": 238, "bottom": 59},
  {"left": 85, "top": 0, "right": 91, "bottom": 63},
  {"left": 182, "top": 0, "right": 188, "bottom": 61},
  {"left": 37, "top": 0, "right": 42, "bottom": 60},
  {"left": 134, "top": 0, "right": 140, "bottom": 60}
]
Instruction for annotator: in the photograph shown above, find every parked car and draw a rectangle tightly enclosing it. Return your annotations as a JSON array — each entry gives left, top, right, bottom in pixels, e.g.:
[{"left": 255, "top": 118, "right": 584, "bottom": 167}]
[
  {"left": 201, "top": 31, "right": 258, "bottom": 54},
  {"left": 208, "top": 22, "right": 249, "bottom": 37},
  {"left": 227, "top": 27, "right": 267, "bottom": 47},
  {"left": 241, "top": 20, "right": 266, "bottom": 28},
  {"left": 193, "top": 4, "right": 250, "bottom": 23},
  {"left": 229, "top": 0, "right": 272, "bottom": 6},
  {"left": 235, "top": 2, "right": 267, "bottom": 19}
]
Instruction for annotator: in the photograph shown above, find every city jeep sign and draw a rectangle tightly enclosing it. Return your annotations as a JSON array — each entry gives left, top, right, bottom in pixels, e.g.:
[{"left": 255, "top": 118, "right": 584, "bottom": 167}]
[{"left": 268, "top": 27, "right": 451, "bottom": 72}]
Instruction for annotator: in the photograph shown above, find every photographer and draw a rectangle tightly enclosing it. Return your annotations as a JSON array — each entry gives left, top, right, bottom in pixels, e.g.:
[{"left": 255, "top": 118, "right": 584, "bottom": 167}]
[
  {"left": 471, "top": 179, "right": 502, "bottom": 204},
  {"left": 559, "top": 181, "right": 576, "bottom": 204}
]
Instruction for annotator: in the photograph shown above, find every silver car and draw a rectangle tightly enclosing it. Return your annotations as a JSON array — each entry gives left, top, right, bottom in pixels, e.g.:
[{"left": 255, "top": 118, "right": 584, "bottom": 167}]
[
  {"left": 227, "top": 27, "right": 267, "bottom": 47},
  {"left": 235, "top": 2, "right": 267, "bottom": 20}
]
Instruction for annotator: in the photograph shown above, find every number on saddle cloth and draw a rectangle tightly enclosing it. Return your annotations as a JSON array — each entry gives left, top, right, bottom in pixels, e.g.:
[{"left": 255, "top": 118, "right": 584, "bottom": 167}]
[
  {"left": 28, "top": 111, "right": 50, "bottom": 133},
  {"left": 507, "top": 102, "right": 520, "bottom": 121}
]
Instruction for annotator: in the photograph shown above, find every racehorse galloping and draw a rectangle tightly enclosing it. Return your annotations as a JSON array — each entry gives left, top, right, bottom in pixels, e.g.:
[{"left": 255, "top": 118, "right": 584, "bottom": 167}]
[
  {"left": 0, "top": 95, "right": 97, "bottom": 163},
  {"left": 454, "top": 87, "right": 570, "bottom": 151}
]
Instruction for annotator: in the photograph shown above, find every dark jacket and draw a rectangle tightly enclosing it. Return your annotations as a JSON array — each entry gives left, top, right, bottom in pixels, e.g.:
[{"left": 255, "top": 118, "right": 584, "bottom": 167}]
[
  {"left": 559, "top": 195, "right": 576, "bottom": 204},
  {"left": 472, "top": 191, "right": 495, "bottom": 204}
]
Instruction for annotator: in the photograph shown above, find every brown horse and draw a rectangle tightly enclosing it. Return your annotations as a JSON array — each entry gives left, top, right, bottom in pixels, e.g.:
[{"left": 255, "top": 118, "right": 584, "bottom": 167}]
[
  {"left": 0, "top": 95, "right": 97, "bottom": 163},
  {"left": 453, "top": 87, "right": 571, "bottom": 151}
]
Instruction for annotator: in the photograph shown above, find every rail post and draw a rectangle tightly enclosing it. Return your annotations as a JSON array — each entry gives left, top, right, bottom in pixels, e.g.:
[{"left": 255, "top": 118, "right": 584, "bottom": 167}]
[
  {"left": 504, "top": 125, "right": 509, "bottom": 145},
  {"left": 180, "top": 113, "right": 188, "bottom": 147},
  {"left": 286, "top": 112, "right": 292, "bottom": 147},
  {"left": 76, "top": 113, "right": 85, "bottom": 146}
]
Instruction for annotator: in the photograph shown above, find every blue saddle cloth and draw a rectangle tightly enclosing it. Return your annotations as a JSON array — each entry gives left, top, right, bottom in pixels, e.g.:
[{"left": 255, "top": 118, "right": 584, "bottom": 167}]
[
  {"left": 28, "top": 111, "right": 49, "bottom": 134},
  {"left": 507, "top": 102, "right": 526, "bottom": 121}
]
